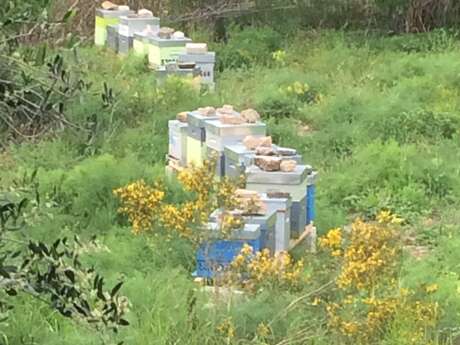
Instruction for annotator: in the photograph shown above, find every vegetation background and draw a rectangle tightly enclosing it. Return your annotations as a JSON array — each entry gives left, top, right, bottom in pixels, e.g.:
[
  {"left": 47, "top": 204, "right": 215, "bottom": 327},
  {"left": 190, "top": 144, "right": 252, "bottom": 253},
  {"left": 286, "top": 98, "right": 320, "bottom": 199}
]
[{"left": 1, "top": 0, "right": 460, "bottom": 344}]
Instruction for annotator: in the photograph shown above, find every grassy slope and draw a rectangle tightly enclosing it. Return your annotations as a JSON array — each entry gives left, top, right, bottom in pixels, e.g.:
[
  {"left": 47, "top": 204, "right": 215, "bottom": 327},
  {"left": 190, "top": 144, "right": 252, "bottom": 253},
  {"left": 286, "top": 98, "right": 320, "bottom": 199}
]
[{"left": 1, "top": 30, "right": 460, "bottom": 344}]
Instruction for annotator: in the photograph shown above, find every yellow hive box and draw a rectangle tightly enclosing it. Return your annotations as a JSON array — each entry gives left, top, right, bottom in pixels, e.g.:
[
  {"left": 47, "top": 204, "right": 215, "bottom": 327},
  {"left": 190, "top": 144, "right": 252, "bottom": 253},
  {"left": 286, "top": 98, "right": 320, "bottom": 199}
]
[{"left": 186, "top": 136, "right": 207, "bottom": 167}]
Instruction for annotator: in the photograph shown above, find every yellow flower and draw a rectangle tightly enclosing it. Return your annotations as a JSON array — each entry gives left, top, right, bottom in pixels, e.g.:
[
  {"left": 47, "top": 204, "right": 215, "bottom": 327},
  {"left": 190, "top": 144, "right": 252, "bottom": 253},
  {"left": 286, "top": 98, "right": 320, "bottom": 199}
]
[
  {"left": 256, "top": 322, "right": 271, "bottom": 338},
  {"left": 425, "top": 284, "right": 438, "bottom": 294}
]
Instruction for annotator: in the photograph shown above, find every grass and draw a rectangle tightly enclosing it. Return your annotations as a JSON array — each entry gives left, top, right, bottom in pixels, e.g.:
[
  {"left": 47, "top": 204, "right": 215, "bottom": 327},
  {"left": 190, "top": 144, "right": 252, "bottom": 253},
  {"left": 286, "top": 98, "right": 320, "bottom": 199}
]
[{"left": 1, "top": 28, "right": 460, "bottom": 344}]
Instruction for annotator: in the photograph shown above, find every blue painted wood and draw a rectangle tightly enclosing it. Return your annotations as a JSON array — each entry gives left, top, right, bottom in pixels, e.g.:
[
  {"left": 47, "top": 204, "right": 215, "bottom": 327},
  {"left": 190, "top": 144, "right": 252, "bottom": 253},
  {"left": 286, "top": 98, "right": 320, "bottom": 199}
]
[
  {"left": 196, "top": 237, "right": 261, "bottom": 278},
  {"left": 307, "top": 184, "right": 316, "bottom": 224}
]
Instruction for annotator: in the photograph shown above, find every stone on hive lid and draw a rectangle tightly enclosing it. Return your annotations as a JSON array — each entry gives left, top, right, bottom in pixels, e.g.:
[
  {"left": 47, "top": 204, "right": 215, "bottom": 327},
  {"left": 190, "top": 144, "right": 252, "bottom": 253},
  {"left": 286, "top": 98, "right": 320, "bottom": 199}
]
[
  {"left": 280, "top": 160, "right": 297, "bottom": 172},
  {"left": 177, "top": 111, "right": 188, "bottom": 122},
  {"left": 219, "top": 115, "right": 246, "bottom": 125},
  {"left": 102, "top": 1, "right": 118, "bottom": 10},
  {"left": 138, "top": 9, "right": 153, "bottom": 16},
  {"left": 276, "top": 147, "right": 297, "bottom": 156},
  {"left": 255, "top": 146, "right": 276, "bottom": 156},
  {"left": 243, "top": 136, "right": 272, "bottom": 150},
  {"left": 186, "top": 43, "right": 208, "bottom": 54},
  {"left": 255, "top": 156, "right": 282, "bottom": 172},
  {"left": 241, "top": 109, "right": 260, "bottom": 123},
  {"left": 118, "top": 5, "right": 130, "bottom": 10},
  {"left": 159, "top": 27, "right": 174, "bottom": 39},
  {"left": 173, "top": 31, "right": 185, "bottom": 39},
  {"left": 197, "top": 106, "right": 216, "bottom": 117},
  {"left": 216, "top": 105, "right": 235, "bottom": 115}
]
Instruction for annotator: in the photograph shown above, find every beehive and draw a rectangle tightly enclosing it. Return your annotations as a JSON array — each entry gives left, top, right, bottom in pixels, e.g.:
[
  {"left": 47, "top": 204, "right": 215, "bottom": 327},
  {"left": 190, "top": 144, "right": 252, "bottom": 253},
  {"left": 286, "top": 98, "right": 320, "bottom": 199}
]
[
  {"left": 95, "top": 8, "right": 134, "bottom": 46},
  {"left": 224, "top": 143, "right": 303, "bottom": 179},
  {"left": 260, "top": 193, "right": 292, "bottom": 253},
  {"left": 205, "top": 120, "right": 266, "bottom": 152},
  {"left": 196, "top": 223, "right": 261, "bottom": 278},
  {"left": 118, "top": 15, "right": 159, "bottom": 37},
  {"left": 245, "top": 165, "right": 313, "bottom": 235},
  {"left": 186, "top": 111, "right": 219, "bottom": 167},
  {"left": 168, "top": 120, "right": 188, "bottom": 166},
  {"left": 208, "top": 209, "right": 277, "bottom": 251},
  {"left": 118, "top": 33, "right": 134, "bottom": 55},
  {"left": 147, "top": 36, "right": 192, "bottom": 68},
  {"left": 133, "top": 32, "right": 151, "bottom": 56},
  {"left": 106, "top": 24, "right": 119, "bottom": 52},
  {"left": 177, "top": 50, "right": 216, "bottom": 87}
]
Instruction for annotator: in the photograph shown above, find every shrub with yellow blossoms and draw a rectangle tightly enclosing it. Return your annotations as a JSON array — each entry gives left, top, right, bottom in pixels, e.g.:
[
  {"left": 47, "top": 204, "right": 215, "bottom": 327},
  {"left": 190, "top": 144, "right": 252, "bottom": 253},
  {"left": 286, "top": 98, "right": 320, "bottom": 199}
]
[
  {"left": 114, "top": 159, "right": 243, "bottom": 244},
  {"left": 319, "top": 227, "right": 343, "bottom": 257},
  {"left": 226, "top": 244, "right": 306, "bottom": 292},
  {"left": 320, "top": 211, "right": 402, "bottom": 291},
  {"left": 321, "top": 211, "right": 439, "bottom": 344},
  {"left": 113, "top": 180, "right": 165, "bottom": 234}
]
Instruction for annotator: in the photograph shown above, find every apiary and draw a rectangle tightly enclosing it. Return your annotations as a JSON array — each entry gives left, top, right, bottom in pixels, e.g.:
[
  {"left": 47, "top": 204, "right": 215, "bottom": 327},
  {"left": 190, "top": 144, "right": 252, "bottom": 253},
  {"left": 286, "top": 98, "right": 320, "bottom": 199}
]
[
  {"left": 205, "top": 120, "right": 266, "bottom": 152},
  {"left": 106, "top": 24, "right": 119, "bottom": 52},
  {"left": 95, "top": 7, "right": 134, "bottom": 46},
  {"left": 147, "top": 35, "right": 192, "bottom": 68},
  {"left": 186, "top": 111, "right": 219, "bottom": 167},
  {"left": 208, "top": 209, "right": 277, "bottom": 251},
  {"left": 260, "top": 193, "right": 292, "bottom": 253},
  {"left": 196, "top": 223, "right": 261, "bottom": 278},
  {"left": 118, "top": 14, "right": 159, "bottom": 37},
  {"left": 177, "top": 44, "right": 216, "bottom": 87},
  {"left": 168, "top": 120, "right": 188, "bottom": 166},
  {"left": 245, "top": 165, "right": 312, "bottom": 235}
]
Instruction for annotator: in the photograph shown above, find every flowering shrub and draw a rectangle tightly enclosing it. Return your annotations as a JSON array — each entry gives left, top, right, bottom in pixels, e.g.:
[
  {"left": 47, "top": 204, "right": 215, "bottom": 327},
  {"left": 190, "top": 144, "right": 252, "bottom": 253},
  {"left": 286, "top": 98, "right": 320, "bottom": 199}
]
[
  {"left": 320, "top": 211, "right": 439, "bottom": 344},
  {"left": 226, "top": 244, "right": 306, "bottom": 292},
  {"left": 114, "top": 159, "right": 242, "bottom": 244},
  {"left": 280, "top": 81, "right": 323, "bottom": 104},
  {"left": 326, "top": 290, "right": 439, "bottom": 344},
  {"left": 272, "top": 49, "right": 287, "bottom": 66},
  {"left": 113, "top": 180, "right": 165, "bottom": 234}
]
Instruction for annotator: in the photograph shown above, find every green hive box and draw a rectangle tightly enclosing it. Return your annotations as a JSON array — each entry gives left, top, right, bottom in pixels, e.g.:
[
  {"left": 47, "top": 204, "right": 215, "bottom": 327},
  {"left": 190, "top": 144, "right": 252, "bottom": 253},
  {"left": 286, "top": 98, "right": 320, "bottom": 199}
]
[
  {"left": 94, "top": 8, "right": 134, "bottom": 46},
  {"left": 147, "top": 36, "right": 192, "bottom": 68}
]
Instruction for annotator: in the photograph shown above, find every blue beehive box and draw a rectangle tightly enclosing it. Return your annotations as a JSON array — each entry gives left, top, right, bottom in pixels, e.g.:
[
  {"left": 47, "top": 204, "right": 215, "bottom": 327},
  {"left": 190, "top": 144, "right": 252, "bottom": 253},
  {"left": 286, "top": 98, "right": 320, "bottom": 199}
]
[{"left": 196, "top": 223, "right": 261, "bottom": 278}]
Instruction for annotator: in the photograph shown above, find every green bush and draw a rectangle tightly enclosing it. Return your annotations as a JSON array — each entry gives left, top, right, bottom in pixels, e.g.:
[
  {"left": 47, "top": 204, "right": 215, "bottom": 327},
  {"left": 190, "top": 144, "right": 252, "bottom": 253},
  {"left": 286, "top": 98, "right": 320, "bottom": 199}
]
[{"left": 215, "top": 26, "right": 282, "bottom": 71}]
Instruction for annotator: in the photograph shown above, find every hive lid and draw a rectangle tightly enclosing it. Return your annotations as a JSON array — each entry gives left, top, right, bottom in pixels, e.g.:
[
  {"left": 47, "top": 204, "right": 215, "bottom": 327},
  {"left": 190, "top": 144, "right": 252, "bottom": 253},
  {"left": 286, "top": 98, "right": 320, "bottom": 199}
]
[
  {"left": 186, "top": 43, "right": 208, "bottom": 54},
  {"left": 177, "top": 52, "right": 216, "bottom": 64},
  {"left": 209, "top": 209, "right": 277, "bottom": 226},
  {"left": 260, "top": 192, "right": 293, "bottom": 209},
  {"left": 246, "top": 164, "right": 312, "bottom": 185},
  {"left": 168, "top": 119, "right": 188, "bottom": 128},
  {"left": 147, "top": 35, "right": 192, "bottom": 46},
  {"left": 206, "top": 222, "right": 261, "bottom": 240},
  {"left": 96, "top": 8, "right": 134, "bottom": 17},
  {"left": 187, "top": 111, "right": 220, "bottom": 128}
]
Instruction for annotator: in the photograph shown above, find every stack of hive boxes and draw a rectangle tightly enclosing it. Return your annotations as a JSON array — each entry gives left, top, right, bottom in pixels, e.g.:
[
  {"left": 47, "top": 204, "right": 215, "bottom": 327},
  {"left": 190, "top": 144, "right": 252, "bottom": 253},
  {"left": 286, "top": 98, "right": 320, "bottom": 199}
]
[
  {"left": 94, "top": 4, "right": 216, "bottom": 89},
  {"left": 178, "top": 44, "right": 216, "bottom": 90},
  {"left": 118, "top": 11, "right": 160, "bottom": 55},
  {"left": 95, "top": 4, "right": 133, "bottom": 47},
  {"left": 165, "top": 106, "right": 318, "bottom": 278}
]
